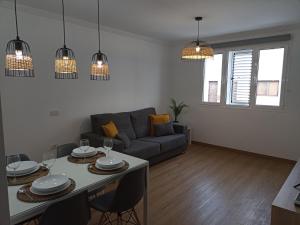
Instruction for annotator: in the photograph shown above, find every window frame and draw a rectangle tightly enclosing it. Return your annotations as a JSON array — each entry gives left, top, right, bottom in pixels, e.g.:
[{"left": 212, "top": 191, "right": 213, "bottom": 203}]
[{"left": 200, "top": 42, "right": 289, "bottom": 110}]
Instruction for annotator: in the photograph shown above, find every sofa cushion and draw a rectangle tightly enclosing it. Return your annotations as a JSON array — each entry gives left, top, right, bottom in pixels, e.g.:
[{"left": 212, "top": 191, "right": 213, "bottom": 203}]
[
  {"left": 139, "top": 134, "right": 186, "bottom": 153},
  {"left": 123, "top": 140, "right": 160, "bottom": 159},
  {"left": 102, "top": 121, "right": 119, "bottom": 138},
  {"left": 91, "top": 112, "right": 136, "bottom": 139},
  {"left": 154, "top": 122, "right": 175, "bottom": 137},
  {"left": 130, "top": 108, "right": 156, "bottom": 138},
  {"left": 116, "top": 132, "right": 131, "bottom": 149}
]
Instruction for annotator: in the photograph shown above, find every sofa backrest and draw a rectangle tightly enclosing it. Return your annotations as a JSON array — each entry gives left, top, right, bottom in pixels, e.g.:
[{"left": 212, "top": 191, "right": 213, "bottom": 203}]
[
  {"left": 130, "top": 107, "right": 156, "bottom": 138},
  {"left": 91, "top": 112, "right": 136, "bottom": 139}
]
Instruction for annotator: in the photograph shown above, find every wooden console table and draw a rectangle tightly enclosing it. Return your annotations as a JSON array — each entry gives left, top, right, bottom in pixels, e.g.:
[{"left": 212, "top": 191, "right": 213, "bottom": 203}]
[{"left": 272, "top": 160, "right": 300, "bottom": 225}]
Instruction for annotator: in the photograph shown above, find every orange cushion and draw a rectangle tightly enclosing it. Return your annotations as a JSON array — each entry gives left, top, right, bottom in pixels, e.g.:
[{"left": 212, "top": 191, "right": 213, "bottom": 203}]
[
  {"left": 102, "top": 121, "right": 118, "bottom": 138},
  {"left": 149, "top": 114, "right": 170, "bottom": 136}
]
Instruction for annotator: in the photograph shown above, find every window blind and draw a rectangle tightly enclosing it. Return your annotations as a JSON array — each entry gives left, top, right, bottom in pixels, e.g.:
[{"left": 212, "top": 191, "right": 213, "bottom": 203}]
[{"left": 230, "top": 50, "right": 253, "bottom": 105}]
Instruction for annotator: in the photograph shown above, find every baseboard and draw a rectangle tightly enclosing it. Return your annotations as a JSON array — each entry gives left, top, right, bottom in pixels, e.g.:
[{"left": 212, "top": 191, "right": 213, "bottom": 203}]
[{"left": 191, "top": 141, "right": 296, "bottom": 164}]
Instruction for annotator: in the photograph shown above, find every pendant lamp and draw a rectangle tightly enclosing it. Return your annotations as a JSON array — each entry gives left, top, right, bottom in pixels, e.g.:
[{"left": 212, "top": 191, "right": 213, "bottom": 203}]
[
  {"left": 55, "top": 0, "right": 78, "bottom": 79},
  {"left": 90, "top": 0, "right": 110, "bottom": 80},
  {"left": 181, "top": 17, "right": 214, "bottom": 60},
  {"left": 5, "top": 0, "right": 34, "bottom": 77}
]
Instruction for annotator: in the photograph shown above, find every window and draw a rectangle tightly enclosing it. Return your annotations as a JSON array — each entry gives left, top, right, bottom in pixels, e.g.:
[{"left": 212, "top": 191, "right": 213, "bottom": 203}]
[
  {"left": 202, "top": 54, "right": 223, "bottom": 103},
  {"left": 255, "top": 48, "right": 285, "bottom": 106},
  {"left": 201, "top": 44, "right": 287, "bottom": 109},
  {"left": 227, "top": 50, "right": 253, "bottom": 105}
]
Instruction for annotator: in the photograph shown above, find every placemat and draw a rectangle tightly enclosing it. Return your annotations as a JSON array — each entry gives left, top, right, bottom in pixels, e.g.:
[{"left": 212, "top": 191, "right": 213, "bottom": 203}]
[
  {"left": 67, "top": 152, "right": 105, "bottom": 164},
  {"left": 7, "top": 166, "right": 49, "bottom": 186},
  {"left": 88, "top": 161, "right": 129, "bottom": 175},
  {"left": 17, "top": 178, "right": 76, "bottom": 203}
]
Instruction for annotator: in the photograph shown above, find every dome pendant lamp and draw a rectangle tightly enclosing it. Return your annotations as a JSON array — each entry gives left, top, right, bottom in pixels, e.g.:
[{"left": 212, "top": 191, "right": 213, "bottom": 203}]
[
  {"left": 5, "top": 0, "right": 34, "bottom": 77},
  {"left": 55, "top": 0, "right": 78, "bottom": 79},
  {"left": 90, "top": 0, "right": 110, "bottom": 80},
  {"left": 181, "top": 17, "right": 214, "bottom": 60}
]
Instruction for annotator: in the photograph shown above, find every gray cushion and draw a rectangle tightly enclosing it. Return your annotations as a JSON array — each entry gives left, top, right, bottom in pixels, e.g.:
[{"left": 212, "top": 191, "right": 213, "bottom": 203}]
[
  {"left": 116, "top": 132, "right": 131, "bottom": 148},
  {"left": 139, "top": 134, "right": 187, "bottom": 153},
  {"left": 154, "top": 122, "right": 175, "bottom": 137},
  {"left": 123, "top": 140, "right": 160, "bottom": 159},
  {"left": 130, "top": 107, "right": 156, "bottom": 138},
  {"left": 91, "top": 112, "right": 136, "bottom": 139}
]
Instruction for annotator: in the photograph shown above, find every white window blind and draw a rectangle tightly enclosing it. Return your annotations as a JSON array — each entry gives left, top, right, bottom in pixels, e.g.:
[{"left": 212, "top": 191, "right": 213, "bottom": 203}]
[{"left": 229, "top": 50, "right": 253, "bottom": 105}]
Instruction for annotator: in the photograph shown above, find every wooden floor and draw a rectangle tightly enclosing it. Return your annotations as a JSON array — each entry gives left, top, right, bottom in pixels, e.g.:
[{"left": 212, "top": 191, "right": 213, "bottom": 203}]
[{"left": 90, "top": 144, "right": 295, "bottom": 225}]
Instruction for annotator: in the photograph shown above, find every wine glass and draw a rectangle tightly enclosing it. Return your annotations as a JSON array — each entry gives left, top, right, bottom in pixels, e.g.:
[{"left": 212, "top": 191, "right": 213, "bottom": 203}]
[
  {"left": 103, "top": 138, "right": 113, "bottom": 158},
  {"left": 6, "top": 154, "right": 21, "bottom": 183},
  {"left": 42, "top": 149, "right": 57, "bottom": 175},
  {"left": 80, "top": 139, "right": 90, "bottom": 153}
]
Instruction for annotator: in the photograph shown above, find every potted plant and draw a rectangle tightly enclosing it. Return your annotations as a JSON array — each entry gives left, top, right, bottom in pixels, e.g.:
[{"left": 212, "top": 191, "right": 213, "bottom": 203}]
[{"left": 169, "top": 98, "right": 188, "bottom": 123}]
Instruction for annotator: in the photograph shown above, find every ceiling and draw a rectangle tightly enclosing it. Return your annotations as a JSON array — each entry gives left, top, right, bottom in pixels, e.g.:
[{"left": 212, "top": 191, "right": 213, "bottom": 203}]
[{"left": 6, "top": 0, "right": 300, "bottom": 41}]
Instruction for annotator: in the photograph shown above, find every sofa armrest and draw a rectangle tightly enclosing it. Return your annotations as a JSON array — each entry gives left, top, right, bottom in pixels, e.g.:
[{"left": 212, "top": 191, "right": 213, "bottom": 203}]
[
  {"left": 80, "top": 132, "right": 125, "bottom": 152},
  {"left": 173, "top": 123, "right": 188, "bottom": 135}
]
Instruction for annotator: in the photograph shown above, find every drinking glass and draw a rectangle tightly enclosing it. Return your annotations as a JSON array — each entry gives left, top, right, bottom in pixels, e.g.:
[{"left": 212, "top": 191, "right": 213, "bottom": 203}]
[
  {"left": 6, "top": 154, "right": 21, "bottom": 182},
  {"left": 42, "top": 149, "right": 57, "bottom": 175},
  {"left": 103, "top": 138, "right": 113, "bottom": 158},
  {"left": 80, "top": 139, "right": 90, "bottom": 153}
]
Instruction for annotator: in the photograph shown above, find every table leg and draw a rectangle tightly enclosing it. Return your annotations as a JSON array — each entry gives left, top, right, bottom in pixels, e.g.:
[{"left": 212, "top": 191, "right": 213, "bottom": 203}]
[{"left": 143, "top": 164, "right": 149, "bottom": 225}]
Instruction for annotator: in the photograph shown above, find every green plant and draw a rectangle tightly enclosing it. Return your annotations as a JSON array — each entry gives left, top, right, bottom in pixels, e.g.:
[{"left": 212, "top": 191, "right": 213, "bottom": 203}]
[{"left": 169, "top": 98, "right": 188, "bottom": 122}]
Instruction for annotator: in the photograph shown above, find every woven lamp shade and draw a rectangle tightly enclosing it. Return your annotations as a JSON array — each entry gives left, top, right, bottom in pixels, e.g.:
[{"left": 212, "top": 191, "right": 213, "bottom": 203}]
[
  {"left": 55, "top": 47, "right": 78, "bottom": 79},
  {"left": 181, "top": 41, "right": 214, "bottom": 60},
  {"left": 5, "top": 39, "right": 34, "bottom": 77},
  {"left": 90, "top": 52, "right": 110, "bottom": 80}
]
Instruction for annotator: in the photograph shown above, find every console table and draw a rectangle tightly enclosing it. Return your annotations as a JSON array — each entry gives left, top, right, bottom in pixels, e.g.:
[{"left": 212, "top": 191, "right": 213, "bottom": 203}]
[{"left": 271, "top": 160, "right": 300, "bottom": 225}]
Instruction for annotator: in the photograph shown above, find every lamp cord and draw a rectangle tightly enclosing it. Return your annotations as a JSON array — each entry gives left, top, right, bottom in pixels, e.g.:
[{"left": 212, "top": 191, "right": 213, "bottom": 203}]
[
  {"left": 97, "top": 0, "right": 101, "bottom": 51},
  {"left": 62, "top": 0, "right": 66, "bottom": 47},
  {"left": 197, "top": 19, "right": 200, "bottom": 42},
  {"left": 14, "top": 0, "right": 19, "bottom": 39}
]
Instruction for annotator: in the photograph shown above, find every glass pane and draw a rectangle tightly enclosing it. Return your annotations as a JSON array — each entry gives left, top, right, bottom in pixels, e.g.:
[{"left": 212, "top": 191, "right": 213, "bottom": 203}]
[
  {"left": 256, "top": 48, "right": 284, "bottom": 106},
  {"left": 203, "top": 54, "right": 223, "bottom": 103}
]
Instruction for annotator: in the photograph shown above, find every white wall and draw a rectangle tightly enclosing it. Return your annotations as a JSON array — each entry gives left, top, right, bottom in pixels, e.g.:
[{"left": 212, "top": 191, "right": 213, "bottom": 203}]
[
  {"left": 169, "top": 26, "right": 300, "bottom": 160},
  {"left": 0, "top": 5, "right": 171, "bottom": 161}
]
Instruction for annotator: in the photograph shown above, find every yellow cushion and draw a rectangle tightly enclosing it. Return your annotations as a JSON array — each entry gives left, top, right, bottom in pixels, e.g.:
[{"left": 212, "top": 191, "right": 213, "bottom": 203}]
[
  {"left": 149, "top": 114, "right": 170, "bottom": 135},
  {"left": 102, "top": 121, "right": 118, "bottom": 138}
]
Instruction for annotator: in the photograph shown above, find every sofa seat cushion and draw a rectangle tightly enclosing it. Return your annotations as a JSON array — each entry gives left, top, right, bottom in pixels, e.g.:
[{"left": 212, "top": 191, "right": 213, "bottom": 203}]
[
  {"left": 139, "top": 134, "right": 186, "bottom": 153},
  {"left": 123, "top": 140, "right": 160, "bottom": 160},
  {"left": 91, "top": 112, "right": 136, "bottom": 139},
  {"left": 130, "top": 108, "right": 156, "bottom": 138}
]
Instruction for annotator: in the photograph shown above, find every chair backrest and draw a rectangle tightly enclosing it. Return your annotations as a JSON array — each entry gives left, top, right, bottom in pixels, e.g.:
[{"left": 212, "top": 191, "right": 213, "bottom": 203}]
[
  {"left": 111, "top": 168, "right": 146, "bottom": 212},
  {"left": 57, "top": 143, "right": 78, "bottom": 158},
  {"left": 39, "top": 191, "right": 90, "bottom": 225},
  {"left": 6, "top": 154, "right": 30, "bottom": 163}
]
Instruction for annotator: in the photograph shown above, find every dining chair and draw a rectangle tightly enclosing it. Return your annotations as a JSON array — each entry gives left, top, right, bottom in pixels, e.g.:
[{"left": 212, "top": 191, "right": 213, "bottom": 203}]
[
  {"left": 39, "top": 191, "right": 90, "bottom": 225},
  {"left": 90, "top": 168, "right": 146, "bottom": 225},
  {"left": 6, "top": 153, "right": 30, "bottom": 162},
  {"left": 57, "top": 143, "right": 78, "bottom": 158}
]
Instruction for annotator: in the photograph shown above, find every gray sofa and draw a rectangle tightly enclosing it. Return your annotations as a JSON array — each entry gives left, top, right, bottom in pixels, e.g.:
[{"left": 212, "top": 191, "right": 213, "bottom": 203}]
[{"left": 81, "top": 107, "right": 188, "bottom": 165}]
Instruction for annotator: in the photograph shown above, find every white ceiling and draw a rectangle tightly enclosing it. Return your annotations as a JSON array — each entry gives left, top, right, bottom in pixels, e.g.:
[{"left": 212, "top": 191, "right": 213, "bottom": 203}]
[{"left": 6, "top": 0, "right": 300, "bottom": 41}]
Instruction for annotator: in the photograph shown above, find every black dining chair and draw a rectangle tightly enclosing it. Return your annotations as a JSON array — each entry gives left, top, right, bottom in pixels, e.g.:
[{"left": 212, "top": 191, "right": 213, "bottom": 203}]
[
  {"left": 6, "top": 153, "right": 30, "bottom": 162},
  {"left": 90, "top": 168, "right": 146, "bottom": 225},
  {"left": 57, "top": 143, "right": 78, "bottom": 158},
  {"left": 39, "top": 191, "right": 90, "bottom": 225}
]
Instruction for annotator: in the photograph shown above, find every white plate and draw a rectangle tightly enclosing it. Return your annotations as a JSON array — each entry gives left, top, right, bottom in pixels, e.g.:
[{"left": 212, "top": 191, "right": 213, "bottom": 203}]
[
  {"left": 30, "top": 180, "right": 71, "bottom": 196},
  {"left": 96, "top": 157, "right": 123, "bottom": 169},
  {"left": 7, "top": 161, "right": 38, "bottom": 175},
  {"left": 7, "top": 165, "right": 40, "bottom": 177},
  {"left": 72, "top": 147, "right": 96, "bottom": 156},
  {"left": 32, "top": 175, "right": 69, "bottom": 193},
  {"left": 96, "top": 161, "right": 125, "bottom": 171},
  {"left": 71, "top": 151, "right": 97, "bottom": 158}
]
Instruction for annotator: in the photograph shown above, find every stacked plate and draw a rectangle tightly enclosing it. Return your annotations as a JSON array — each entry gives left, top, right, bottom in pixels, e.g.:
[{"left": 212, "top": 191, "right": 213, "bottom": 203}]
[
  {"left": 6, "top": 161, "right": 39, "bottom": 177},
  {"left": 71, "top": 147, "right": 97, "bottom": 158},
  {"left": 96, "top": 157, "right": 125, "bottom": 171},
  {"left": 30, "top": 175, "right": 71, "bottom": 195}
]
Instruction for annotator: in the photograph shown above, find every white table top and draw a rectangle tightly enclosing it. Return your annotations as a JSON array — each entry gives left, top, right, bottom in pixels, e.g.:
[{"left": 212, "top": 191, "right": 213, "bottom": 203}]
[{"left": 8, "top": 149, "right": 148, "bottom": 225}]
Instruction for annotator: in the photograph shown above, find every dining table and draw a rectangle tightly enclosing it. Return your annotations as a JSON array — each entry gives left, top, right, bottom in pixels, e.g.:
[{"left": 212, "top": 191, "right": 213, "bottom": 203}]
[{"left": 7, "top": 149, "right": 149, "bottom": 225}]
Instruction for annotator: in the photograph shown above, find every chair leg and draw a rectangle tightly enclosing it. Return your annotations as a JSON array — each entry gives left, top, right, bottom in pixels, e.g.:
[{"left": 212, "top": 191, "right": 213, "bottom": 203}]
[
  {"left": 98, "top": 212, "right": 106, "bottom": 225},
  {"left": 132, "top": 208, "right": 141, "bottom": 225}
]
